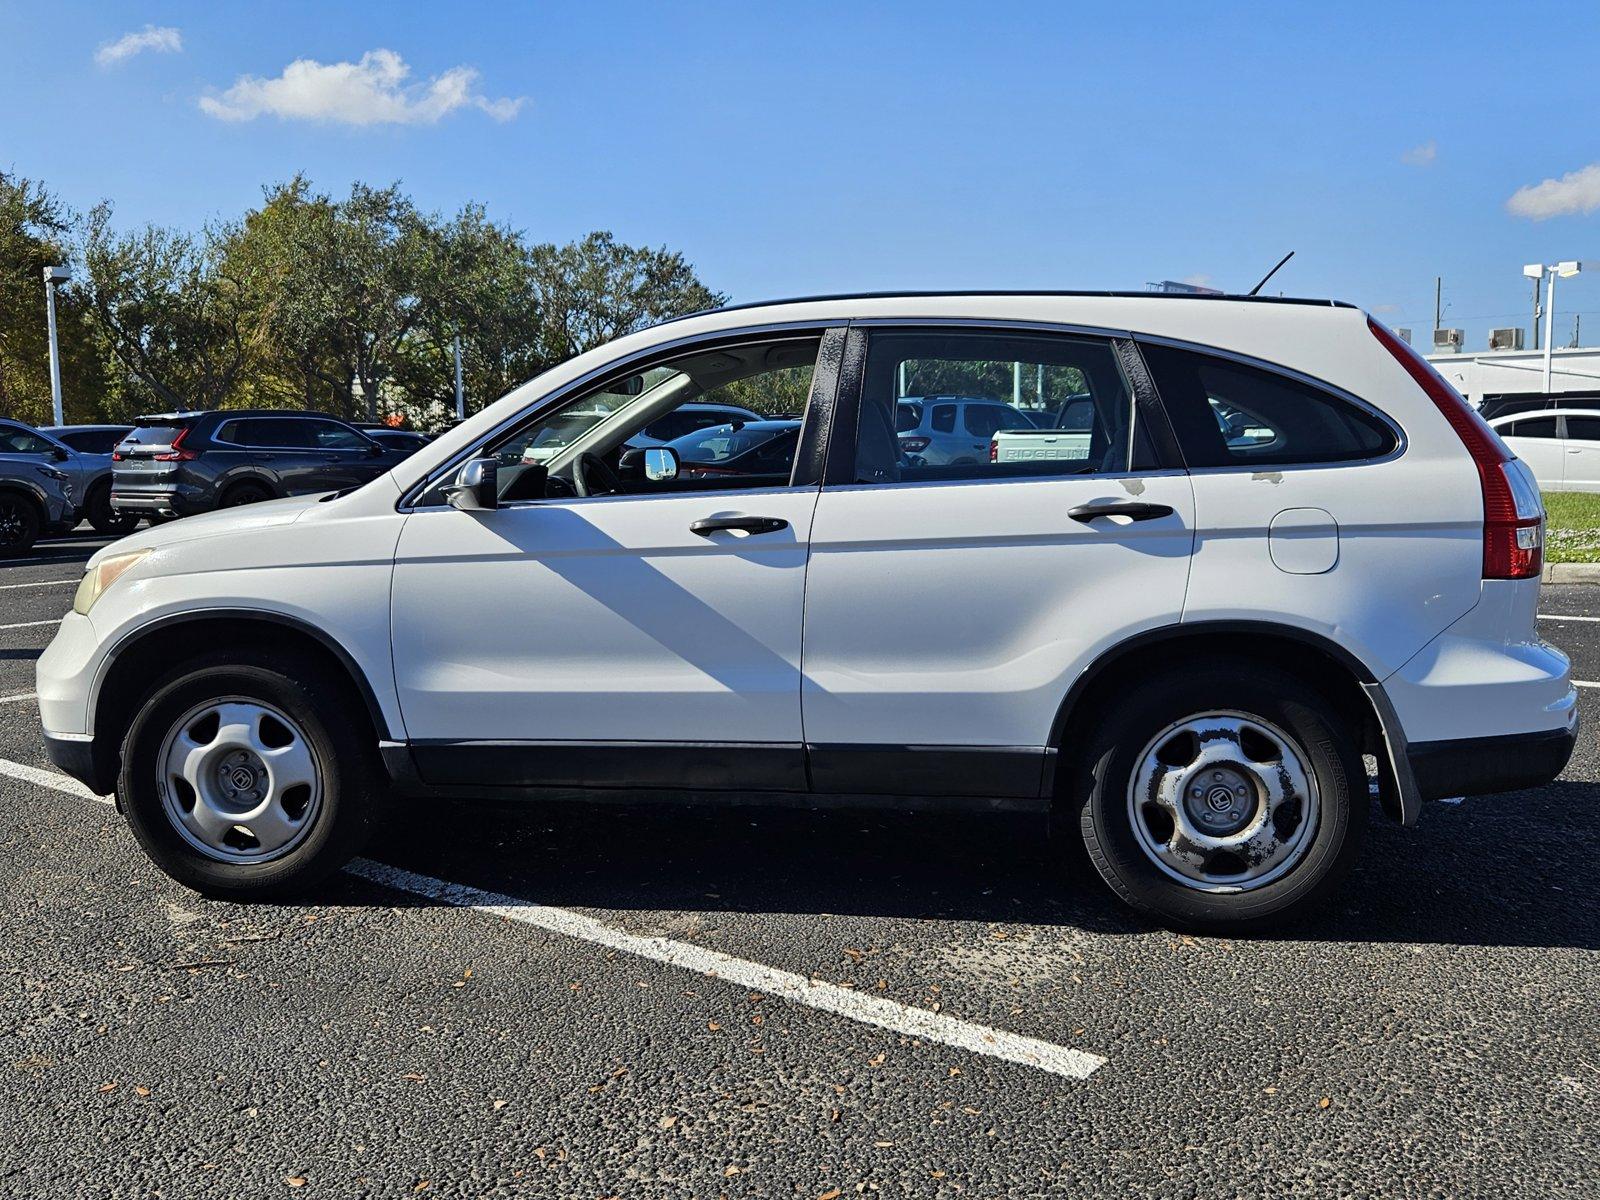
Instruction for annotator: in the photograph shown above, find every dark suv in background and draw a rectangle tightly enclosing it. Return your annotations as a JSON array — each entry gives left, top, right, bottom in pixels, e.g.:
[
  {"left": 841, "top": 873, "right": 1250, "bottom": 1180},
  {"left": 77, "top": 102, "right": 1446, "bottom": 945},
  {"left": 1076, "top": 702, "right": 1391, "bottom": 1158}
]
[{"left": 110, "top": 411, "right": 421, "bottom": 520}]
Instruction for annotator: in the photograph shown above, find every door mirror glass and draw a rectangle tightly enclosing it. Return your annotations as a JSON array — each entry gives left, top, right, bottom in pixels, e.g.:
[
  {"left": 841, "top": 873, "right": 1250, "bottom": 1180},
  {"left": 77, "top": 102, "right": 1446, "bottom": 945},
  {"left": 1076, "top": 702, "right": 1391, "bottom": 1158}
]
[
  {"left": 444, "top": 457, "right": 499, "bottom": 511},
  {"left": 643, "top": 446, "right": 680, "bottom": 482},
  {"left": 52, "top": 445, "right": 70, "bottom": 461}
]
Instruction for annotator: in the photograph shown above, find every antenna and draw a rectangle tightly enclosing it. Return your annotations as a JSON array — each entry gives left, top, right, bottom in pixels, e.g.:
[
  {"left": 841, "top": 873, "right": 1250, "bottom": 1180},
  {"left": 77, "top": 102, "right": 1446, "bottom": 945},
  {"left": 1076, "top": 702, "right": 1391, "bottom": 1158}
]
[{"left": 1247, "top": 251, "right": 1295, "bottom": 297}]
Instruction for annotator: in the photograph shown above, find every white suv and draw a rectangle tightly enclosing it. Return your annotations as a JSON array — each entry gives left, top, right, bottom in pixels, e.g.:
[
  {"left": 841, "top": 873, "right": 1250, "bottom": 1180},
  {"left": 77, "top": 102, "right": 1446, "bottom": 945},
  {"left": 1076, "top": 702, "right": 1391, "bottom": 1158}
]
[{"left": 37, "top": 293, "right": 1576, "bottom": 930}]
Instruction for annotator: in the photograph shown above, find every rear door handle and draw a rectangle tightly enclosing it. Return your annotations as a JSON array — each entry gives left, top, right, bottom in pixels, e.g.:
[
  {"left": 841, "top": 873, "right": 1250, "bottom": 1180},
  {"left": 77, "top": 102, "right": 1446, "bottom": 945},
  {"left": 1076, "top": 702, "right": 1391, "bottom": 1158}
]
[
  {"left": 1068, "top": 501, "right": 1175, "bottom": 523},
  {"left": 690, "top": 515, "right": 789, "bottom": 537}
]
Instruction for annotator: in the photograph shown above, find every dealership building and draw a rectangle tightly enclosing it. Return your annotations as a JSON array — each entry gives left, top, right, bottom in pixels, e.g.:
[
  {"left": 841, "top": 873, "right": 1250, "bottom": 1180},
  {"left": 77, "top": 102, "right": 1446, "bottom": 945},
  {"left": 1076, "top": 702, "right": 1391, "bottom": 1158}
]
[{"left": 1424, "top": 339, "right": 1600, "bottom": 410}]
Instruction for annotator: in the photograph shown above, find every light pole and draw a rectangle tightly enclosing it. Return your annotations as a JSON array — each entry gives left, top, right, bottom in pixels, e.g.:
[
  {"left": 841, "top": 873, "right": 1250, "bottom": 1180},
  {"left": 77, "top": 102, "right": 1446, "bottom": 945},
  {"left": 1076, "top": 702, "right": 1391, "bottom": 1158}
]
[
  {"left": 1525, "top": 262, "right": 1583, "bottom": 394},
  {"left": 43, "top": 265, "right": 70, "bottom": 425}
]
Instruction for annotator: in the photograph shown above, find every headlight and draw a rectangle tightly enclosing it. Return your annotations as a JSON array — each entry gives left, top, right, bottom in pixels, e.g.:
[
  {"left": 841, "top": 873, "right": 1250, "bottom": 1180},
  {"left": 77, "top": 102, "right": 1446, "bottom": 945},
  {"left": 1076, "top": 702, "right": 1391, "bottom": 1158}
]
[{"left": 73, "top": 549, "right": 151, "bottom": 616}]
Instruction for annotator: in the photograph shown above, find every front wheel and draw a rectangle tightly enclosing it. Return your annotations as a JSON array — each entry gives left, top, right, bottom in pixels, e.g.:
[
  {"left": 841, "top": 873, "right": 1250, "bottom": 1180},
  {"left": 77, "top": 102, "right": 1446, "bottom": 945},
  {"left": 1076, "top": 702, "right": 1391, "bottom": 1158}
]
[
  {"left": 1074, "top": 660, "right": 1366, "bottom": 932},
  {"left": 117, "top": 651, "right": 384, "bottom": 899},
  {"left": 0, "top": 493, "right": 42, "bottom": 554}
]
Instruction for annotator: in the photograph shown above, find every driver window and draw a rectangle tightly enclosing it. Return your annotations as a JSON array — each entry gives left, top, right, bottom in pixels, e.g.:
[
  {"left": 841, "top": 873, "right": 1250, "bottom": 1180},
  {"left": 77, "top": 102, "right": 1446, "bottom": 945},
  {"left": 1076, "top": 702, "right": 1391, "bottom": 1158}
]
[{"left": 473, "top": 336, "right": 820, "bottom": 504}]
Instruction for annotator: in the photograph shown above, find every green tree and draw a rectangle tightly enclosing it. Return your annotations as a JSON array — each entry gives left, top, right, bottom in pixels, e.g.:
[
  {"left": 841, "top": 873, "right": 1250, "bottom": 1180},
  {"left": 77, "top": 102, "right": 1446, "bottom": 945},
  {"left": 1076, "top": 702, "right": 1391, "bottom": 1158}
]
[
  {"left": 226, "top": 177, "right": 433, "bottom": 421},
  {"left": 80, "top": 203, "right": 257, "bottom": 413},
  {"left": 528, "top": 231, "right": 725, "bottom": 362},
  {"left": 0, "top": 172, "right": 107, "bottom": 424}
]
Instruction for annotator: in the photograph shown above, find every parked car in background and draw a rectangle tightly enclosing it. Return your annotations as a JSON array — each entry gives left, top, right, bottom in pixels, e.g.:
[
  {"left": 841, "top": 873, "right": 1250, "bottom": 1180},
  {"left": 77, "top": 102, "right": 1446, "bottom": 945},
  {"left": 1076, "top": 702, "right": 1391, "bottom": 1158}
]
[
  {"left": 991, "top": 394, "right": 1096, "bottom": 466},
  {"left": 39, "top": 292, "right": 1574, "bottom": 933},
  {"left": 1, "top": 419, "right": 135, "bottom": 533},
  {"left": 896, "top": 396, "right": 1036, "bottom": 465},
  {"left": 625, "top": 401, "right": 763, "bottom": 449},
  {"left": 110, "top": 410, "right": 412, "bottom": 521},
  {"left": 363, "top": 428, "right": 430, "bottom": 456},
  {"left": 1488, "top": 409, "right": 1600, "bottom": 493},
  {"left": 623, "top": 418, "right": 804, "bottom": 481},
  {"left": 0, "top": 455, "right": 77, "bottom": 554}
]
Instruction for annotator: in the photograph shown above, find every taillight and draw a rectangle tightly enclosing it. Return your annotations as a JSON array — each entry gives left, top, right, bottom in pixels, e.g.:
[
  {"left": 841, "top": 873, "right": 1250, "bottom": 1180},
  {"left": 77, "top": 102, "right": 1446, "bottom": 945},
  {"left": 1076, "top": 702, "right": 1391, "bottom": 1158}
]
[
  {"left": 1368, "top": 317, "right": 1542, "bottom": 579},
  {"left": 152, "top": 427, "right": 198, "bottom": 462},
  {"left": 899, "top": 436, "right": 931, "bottom": 453},
  {"left": 111, "top": 452, "right": 124, "bottom": 462},
  {"left": 989, "top": 438, "right": 999, "bottom": 462}
]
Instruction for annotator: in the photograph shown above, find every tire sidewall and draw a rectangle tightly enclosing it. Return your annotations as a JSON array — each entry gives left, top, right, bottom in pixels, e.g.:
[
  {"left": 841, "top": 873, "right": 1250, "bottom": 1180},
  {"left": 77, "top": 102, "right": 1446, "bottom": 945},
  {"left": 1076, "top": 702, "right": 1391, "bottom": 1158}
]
[
  {"left": 1077, "top": 666, "right": 1365, "bottom": 931},
  {"left": 118, "top": 659, "right": 375, "bottom": 897},
  {"left": 0, "top": 493, "right": 41, "bottom": 554}
]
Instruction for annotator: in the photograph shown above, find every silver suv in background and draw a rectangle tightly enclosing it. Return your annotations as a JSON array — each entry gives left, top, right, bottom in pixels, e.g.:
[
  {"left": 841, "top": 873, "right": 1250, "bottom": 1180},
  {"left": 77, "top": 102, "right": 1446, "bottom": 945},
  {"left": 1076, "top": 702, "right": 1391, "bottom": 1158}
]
[
  {"left": 0, "top": 456, "right": 77, "bottom": 554},
  {"left": 1, "top": 419, "right": 135, "bottom": 534},
  {"left": 896, "top": 395, "right": 1037, "bottom": 464}
]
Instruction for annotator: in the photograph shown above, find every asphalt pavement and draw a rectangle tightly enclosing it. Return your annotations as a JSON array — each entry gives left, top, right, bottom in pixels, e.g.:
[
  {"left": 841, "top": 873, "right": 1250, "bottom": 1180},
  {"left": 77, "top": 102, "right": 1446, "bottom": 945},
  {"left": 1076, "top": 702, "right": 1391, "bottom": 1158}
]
[{"left": 1, "top": 530, "right": 1596, "bottom": 1198}]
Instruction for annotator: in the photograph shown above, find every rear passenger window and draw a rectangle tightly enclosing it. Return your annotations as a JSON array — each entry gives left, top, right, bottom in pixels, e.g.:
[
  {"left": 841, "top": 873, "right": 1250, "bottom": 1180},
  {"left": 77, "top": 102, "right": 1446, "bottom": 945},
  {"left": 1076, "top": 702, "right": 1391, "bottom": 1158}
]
[
  {"left": 853, "top": 330, "right": 1154, "bottom": 483},
  {"left": 1143, "top": 344, "right": 1398, "bottom": 468},
  {"left": 1507, "top": 416, "right": 1559, "bottom": 438},
  {"left": 1563, "top": 417, "right": 1600, "bottom": 442}
]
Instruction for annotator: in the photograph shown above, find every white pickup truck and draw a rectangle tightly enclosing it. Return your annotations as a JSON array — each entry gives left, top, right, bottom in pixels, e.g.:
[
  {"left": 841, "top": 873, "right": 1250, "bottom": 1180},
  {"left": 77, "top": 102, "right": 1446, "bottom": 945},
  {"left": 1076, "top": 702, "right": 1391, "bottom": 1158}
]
[{"left": 989, "top": 395, "right": 1094, "bottom": 465}]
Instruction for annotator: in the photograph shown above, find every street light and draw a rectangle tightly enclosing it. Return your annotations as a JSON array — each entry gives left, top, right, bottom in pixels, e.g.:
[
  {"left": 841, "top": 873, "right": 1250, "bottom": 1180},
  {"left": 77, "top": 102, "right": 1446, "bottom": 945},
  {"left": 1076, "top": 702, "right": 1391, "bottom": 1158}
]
[
  {"left": 1524, "top": 261, "right": 1583, "bottom": 393},
  {"left": 43, "top": 265, "right": 70, "bottom": 426}
]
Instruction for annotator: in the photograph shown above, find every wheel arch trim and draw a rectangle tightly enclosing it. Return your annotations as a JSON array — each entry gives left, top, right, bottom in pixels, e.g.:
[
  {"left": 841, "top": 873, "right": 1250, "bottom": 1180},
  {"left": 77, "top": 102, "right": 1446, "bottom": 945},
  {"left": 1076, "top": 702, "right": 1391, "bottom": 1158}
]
[
  {"left": 89, "top": 607, "right": 395, "bottom": 744},
  {"left": 1046, "top": 619, "right": 1421, "bottom": 824}
]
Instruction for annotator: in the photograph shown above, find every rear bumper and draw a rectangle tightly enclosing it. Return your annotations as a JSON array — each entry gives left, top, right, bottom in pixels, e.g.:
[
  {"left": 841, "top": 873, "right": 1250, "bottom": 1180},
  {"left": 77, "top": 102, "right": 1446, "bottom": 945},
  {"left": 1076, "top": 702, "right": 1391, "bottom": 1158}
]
[
  {"left": 1407, "top": 720, "right": 1578, "bottom": 801},
  {"left": 110, "top": 485, "right": 206, "bottom": 517}
]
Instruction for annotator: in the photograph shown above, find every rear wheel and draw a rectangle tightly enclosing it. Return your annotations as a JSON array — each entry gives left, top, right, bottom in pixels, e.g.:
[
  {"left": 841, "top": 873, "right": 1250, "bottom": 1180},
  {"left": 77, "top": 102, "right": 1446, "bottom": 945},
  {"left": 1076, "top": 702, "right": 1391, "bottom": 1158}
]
[
  {"left": 117, "top": 650, "right": 384, "bottom": 899},
  {"left": 221, "top": 481, "right": 272, "bottom": 508},
  {"left": 86, "top": 481, "right": 138, "bottom": 535},
  {"left": 0, "top": 492, "right": 42, "bottom": 555},
  {"left": 1073, "top": 660, "right": 1365, "bottom": 932}
]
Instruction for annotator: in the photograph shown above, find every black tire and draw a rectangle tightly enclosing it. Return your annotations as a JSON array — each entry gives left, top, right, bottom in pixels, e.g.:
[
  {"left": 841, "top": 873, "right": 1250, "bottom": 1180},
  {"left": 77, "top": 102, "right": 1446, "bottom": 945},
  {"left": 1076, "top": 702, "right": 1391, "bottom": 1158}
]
[
  {"left": 0, "top": 491, "right": 42, "bottom": 555},
  {"left": 86, "top": 481, "right": 138, "bottom": 535},
  {"left": 1073, "top": 659, "right": 1366, "bottom": 933},
  {"left": 220, "top": 481, "right": 272, "bottom": 508},
  {"left": 116, "top": 649, "right": 384, "bottom": 899}
]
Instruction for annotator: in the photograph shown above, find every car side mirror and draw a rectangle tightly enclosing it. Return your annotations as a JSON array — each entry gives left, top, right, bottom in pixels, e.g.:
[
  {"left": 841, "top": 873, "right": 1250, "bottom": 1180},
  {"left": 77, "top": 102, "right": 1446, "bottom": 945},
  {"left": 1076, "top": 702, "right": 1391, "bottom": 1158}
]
[
  {"left": 643, "top": 446, "right": 680, "bottom": 482},
  {"left": 51, "top": 446, "right": 69, "bottom": 462},
  {"left": 443, "top": 457, "right": 499, "bottom": 511},
  {"left": 366, "top": 440, "right": 384, "bottom": 457}
]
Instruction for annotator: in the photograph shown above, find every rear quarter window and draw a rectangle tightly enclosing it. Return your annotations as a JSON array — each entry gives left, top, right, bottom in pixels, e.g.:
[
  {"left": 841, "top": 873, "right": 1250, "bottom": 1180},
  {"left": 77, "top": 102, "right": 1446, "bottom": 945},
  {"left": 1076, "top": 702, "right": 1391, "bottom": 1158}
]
[{"left": 1142, "top": 344, "right": 1399, "bottom": 468}]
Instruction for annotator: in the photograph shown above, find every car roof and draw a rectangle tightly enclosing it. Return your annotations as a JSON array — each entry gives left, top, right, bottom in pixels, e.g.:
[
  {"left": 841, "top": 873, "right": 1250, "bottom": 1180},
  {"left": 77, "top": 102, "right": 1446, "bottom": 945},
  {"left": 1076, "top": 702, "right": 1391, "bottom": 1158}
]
[{"left": 1489, "top": 408, "right": 1597, "bottom": 424}]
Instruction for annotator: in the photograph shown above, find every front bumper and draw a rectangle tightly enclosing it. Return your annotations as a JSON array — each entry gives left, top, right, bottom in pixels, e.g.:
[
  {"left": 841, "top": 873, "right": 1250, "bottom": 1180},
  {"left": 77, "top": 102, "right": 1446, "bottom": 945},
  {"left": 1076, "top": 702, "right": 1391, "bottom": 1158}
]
[
  {"left": 43, "top": 732, "right": 116, "bottom": 796},
  {"left": 1407, "top": 720, "right": 1578, "bottom": 801}
]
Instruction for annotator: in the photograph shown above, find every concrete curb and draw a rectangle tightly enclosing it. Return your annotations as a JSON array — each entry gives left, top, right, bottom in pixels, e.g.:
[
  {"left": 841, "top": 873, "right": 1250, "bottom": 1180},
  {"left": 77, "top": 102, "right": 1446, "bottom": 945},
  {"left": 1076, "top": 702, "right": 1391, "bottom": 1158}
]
[{"left": 1543, "top": 561, "right": 1600, "bottom": 584}]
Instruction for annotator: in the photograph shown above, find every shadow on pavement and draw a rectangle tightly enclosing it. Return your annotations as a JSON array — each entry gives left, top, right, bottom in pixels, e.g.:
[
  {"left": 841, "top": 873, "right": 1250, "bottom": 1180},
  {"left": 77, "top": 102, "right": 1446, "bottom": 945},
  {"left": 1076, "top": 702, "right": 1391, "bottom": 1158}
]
[{"left": 355, "top": 778, "right": 1600, "bottom": 951}]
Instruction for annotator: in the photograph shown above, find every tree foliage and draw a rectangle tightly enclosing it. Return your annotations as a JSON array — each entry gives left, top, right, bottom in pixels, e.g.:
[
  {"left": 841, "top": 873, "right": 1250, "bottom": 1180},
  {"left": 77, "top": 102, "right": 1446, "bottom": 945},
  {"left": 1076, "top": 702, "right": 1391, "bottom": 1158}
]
[{"left": 0, "top": 173, "right": 726, "bottom": 430}]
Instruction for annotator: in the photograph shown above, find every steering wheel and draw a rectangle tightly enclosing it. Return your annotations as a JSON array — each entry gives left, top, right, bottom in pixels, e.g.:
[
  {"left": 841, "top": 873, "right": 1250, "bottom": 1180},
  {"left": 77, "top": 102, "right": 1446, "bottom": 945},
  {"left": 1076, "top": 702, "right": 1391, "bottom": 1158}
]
[{"left": 573, "top": 451, "right": 623, "bottom": 498}]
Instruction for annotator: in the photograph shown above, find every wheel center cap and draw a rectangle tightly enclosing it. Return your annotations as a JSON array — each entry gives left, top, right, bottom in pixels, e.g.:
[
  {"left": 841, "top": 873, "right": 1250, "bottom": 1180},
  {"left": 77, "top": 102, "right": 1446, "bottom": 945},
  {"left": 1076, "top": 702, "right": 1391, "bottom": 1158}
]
[
  {"left": 230, "top": 766, "right": 257, "bottom": 790},
  {"left": 1184, "top": 765, "right": 1257, "bottom": 836}
]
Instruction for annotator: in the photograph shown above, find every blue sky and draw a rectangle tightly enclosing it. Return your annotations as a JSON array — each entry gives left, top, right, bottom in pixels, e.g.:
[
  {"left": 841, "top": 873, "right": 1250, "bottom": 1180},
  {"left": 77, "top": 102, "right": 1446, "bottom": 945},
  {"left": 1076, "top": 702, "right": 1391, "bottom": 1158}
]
[{"left": 5, "top": 0, "right": 1600, "bottom": 349}]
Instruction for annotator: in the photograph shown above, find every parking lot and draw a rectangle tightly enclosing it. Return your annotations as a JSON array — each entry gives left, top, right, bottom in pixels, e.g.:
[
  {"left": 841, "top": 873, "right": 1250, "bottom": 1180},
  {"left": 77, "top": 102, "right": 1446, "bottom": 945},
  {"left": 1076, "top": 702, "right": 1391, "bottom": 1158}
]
[{"left": 0, "top": 532, "right": 1595, "bottom": 1198}]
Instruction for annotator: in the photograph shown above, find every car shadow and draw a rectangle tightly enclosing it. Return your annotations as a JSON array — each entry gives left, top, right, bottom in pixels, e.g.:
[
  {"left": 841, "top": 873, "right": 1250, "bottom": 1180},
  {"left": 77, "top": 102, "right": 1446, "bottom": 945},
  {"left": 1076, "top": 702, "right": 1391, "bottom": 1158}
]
[{"left": 350, "top": 779, "right": 1600, "bottom": 950}]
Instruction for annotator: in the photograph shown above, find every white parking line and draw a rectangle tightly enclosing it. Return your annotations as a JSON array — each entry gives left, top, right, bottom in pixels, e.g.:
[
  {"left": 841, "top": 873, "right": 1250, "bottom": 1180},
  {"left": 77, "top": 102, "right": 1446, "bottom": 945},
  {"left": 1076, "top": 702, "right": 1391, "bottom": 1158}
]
[
  {"left": 349, "top": 860, "right": 1107, "bottom": 1079},
  {"left": 0, "top": 692, "right": 38, "bottom": 704},
  {"left": 0, "top": 755, "right": 1108, "bottom": 1081},
  {"left": 1539, "top": 614, "right": 1600, "bottom": 623},
  {"left": 0, "top": 619, "right": 60, "bottom": 630},
  {"left": 1576, "top": 681, "right": 1600, "bottom": 689},
  {"left": 0, "top": 756, "right": 106, "bottom": 801},
  {"left": 0, "top": 579, "right": 76, "bottom": 590}
]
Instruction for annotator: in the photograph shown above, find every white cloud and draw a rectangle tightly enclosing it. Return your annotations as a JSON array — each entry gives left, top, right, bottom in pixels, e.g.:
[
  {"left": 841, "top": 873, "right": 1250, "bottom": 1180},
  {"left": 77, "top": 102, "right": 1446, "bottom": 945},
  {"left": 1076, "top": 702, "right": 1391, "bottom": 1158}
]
[
  {"left": 199, "top": 48, "right": 523, "bottom": 126},
  {"left": 1507, "top": 162, "right": 1600, "bottom": 221},
  {"left": 1401, "top": 140, "right": 1437, "bottom": 167},
  {"left": 95, "top": 25, "right": 182, "bottom": 67}
]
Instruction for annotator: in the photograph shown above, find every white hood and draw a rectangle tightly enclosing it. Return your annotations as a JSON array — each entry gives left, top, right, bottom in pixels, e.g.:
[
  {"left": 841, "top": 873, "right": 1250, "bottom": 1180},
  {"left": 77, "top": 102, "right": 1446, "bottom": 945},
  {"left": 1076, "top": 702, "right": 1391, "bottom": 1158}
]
[{"left": 87, "top": 494, "right": 319, "bottom": 567}]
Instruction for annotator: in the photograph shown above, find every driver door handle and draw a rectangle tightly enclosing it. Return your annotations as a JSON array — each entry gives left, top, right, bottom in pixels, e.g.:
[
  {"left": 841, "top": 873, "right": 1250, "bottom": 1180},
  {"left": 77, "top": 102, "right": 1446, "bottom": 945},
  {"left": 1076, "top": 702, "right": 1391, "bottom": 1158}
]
[
  {"left": 690, "top": 515, "right": 788, "bottom": 537},
  {"left": 1068, "top": 501, "right": 1175, "bottom": 523}
]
